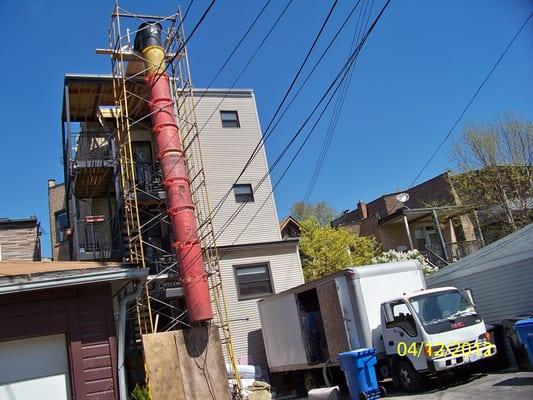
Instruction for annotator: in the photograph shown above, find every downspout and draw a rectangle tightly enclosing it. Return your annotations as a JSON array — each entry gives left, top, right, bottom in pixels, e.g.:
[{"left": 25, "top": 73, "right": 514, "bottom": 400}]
[
  {"left": 118, "top": 284, "right": 142, "bottom": 400},
  {"left": 134, "top": 22, "right": 212, "bottom": 323}
]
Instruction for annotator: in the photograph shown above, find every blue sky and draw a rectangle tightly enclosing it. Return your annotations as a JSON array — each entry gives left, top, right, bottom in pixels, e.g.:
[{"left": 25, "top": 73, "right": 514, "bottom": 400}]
[{"left": 0, "top": 0, "right": 531, "bottom": 257}]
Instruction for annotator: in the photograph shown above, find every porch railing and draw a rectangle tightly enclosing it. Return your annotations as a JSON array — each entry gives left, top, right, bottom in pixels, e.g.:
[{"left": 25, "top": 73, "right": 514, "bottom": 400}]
[
  {"left": 426, "top": 240, "right": 483, "bottom": 264},
  {"left": 76, "top": 217, "right": 123, "bottom": 260}
]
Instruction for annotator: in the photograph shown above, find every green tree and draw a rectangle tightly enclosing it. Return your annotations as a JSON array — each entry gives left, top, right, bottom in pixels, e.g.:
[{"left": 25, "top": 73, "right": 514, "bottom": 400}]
[
  {"left": 299, "top": 218, "right": 379, "bottom": 281},
  {"left": 450, "top": 114, "right": 533, "bottom": 240},
  {"left": 290, "top": 200, "right": 337, "bottom": 226}
]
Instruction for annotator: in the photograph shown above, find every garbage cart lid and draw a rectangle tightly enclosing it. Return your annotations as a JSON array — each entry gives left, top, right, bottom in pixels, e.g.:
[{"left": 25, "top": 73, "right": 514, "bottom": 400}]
[
  {"left": 338, "top": 348, "right": 376, "bottom": 358},
  {"left": 515, "top": 318, "right": 533, "bottom": 328}
]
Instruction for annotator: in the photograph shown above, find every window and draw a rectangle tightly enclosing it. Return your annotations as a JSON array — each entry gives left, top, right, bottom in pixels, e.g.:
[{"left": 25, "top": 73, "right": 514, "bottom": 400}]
[
  {"left": 234, "top": 263, "right": 273, "bottom": 300},
  {"left": 385, "top": 301, "right": 417, "bottom": 337},
  {"left": 233, "top": 184, "right": 254, "bottom": 202},
  {"left": 55, "top": 211, "right": 69, "bottom": 242},
  {"left": 220, "top": 110, "right": 240, "bottom": 128}
]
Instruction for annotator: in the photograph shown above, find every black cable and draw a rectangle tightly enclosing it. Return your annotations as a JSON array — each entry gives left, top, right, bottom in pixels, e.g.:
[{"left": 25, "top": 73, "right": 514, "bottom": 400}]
[
  {"left": 181, "top": 0, "right": 273, "bottom": 115},
  {"left": 304, "top": 0, "right": 375, "bottom": 201},
  {"left": 402, "top": 10, "right": 533, "bottom": 201},
  {"left": 205, "top": 0, "right": 363, "bottom": 223},
  {"left": 117, "top": 0, "right": 217, "bottom": 122},
  {"left": 206, "top": 0, "right": 392, "bottom": 249},
  {"left": 181, "top": 0, "right": 195, "bottom": 23},
  {"left": 149, "top": 0, "right": 293, "bottom": 191}
]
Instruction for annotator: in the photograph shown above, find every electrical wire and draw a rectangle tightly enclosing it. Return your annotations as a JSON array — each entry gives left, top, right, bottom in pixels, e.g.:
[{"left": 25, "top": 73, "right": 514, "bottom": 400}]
[
  {"left": 201, "top": 0, "right": 340, "bottom": 222},
  {"left": 394, "top": 10, "right": 533, "bottom": 211},
  {"left": 177, "top": 0, "right": 273, "bottom": 118},
  {"left": 203, "top": 0, "right": 364, "bottom": 224},
  {"left": 304, "top": 0, "right": 375, "bottom": 201},
  {"left": 142, "top": 0, "right": 294, "bottom": 198},
  {"left": 205, "top": 0, "right": 392, "bottom": 250}
]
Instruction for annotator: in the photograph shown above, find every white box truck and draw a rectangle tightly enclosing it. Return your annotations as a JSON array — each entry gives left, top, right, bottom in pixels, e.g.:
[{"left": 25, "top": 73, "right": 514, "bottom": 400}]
[{"left": 258, "top": 261, "right": 496, "bottom": 393}]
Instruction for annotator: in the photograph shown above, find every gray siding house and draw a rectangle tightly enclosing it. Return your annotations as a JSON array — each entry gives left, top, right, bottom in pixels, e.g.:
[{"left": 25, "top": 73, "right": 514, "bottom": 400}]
[
  {"left": 427, "top": 223, "right": 533, "bottom": 365},
  {"left": 51, "top": 77, "right": 304, "bottom": 368}
]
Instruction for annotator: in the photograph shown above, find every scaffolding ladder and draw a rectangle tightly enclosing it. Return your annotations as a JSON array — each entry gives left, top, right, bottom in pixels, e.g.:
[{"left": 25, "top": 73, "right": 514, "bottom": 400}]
[{"left": 108, "top": 3, "right": 242, "bottom": 396}]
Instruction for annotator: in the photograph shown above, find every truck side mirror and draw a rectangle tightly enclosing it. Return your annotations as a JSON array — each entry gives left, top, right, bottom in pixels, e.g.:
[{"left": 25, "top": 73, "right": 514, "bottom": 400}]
[
  {"left": 383, "top": 303, "right": 394, "bottom": 323},
  {"left": 462, "top": 288, "right": 475, "bottom": 305}
]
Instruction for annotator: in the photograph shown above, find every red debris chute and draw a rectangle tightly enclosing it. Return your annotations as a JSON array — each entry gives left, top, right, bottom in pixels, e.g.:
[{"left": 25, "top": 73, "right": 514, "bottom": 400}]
[{"left": 135, "top": 23, "right": 212, "bottom": 323}]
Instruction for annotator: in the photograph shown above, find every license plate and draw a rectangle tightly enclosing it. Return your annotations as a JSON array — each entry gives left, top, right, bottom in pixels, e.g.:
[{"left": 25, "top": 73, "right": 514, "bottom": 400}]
[{"left": 470, "top": 352, "right": 481, "bottom": 362}]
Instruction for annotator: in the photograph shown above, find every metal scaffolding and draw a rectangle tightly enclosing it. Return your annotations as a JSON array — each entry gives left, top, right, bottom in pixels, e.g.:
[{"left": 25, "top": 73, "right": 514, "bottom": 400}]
[{"left": 107, "top": 2, "right": 242, "bottom": 395}]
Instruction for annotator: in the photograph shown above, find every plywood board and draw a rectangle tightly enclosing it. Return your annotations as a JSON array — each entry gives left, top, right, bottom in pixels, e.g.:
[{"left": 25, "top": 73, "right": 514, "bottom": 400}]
[
  {"left": 143, "top": 327, "right": 231, "bottom": 400},
  {"left": 317, "top": 280, "right": 350, "bottom": 360},
  {"left": 142, "top": 331, "right": 185, "bottom": 400}
]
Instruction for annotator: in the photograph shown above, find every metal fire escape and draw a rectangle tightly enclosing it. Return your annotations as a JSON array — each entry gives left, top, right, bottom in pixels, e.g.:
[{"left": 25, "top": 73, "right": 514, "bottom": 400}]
[{"left": 106, "top": 3, "right": 242, "bottom": 394}]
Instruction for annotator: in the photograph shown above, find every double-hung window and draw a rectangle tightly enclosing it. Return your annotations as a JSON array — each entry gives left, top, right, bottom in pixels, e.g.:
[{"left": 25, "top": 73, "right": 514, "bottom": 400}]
[
  {"left": 233, "top": 184, "right": 254, "bottom": 203},
  {"left": 220, "top": 110, "right": 240, "bottom": 128},
  {"left": 234, "top": 263, "right": 273, "bottom": 300}
]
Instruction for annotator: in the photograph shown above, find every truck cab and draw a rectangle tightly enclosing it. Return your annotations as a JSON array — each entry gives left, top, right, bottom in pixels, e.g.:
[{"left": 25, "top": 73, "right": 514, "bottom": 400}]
[{"left": 381, "top": 287, "right": 497, "bottom": 392}]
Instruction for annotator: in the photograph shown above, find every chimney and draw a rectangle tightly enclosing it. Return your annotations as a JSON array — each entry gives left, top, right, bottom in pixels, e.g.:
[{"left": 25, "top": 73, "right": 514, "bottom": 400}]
[
  {"left": 48, "top": 179, "right": 56, "bottom": 188},
  {"left": 358, "top": 201, "right": 368, "bottom": 219}
]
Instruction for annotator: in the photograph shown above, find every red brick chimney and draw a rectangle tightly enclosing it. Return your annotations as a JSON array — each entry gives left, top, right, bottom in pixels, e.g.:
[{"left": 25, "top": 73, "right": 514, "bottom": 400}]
[{"left": 358, "top": 201, "right": 368, "bottom": 219}]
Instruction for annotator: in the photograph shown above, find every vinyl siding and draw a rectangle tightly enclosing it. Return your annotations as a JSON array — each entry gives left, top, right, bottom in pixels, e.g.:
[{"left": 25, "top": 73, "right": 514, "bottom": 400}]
[
  {"left": 218, "top": 242, "right": 304, "bottom": 368},
  {"left": 428, "top": 261, "right": 533, "bottom": 325},
  {"left": 191, "top": 92, "right": 282, "bottom": 247}
]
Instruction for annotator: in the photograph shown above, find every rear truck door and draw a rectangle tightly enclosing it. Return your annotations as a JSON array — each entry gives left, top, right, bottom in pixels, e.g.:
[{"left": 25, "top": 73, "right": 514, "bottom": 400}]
[{"left": 317, "top": 280, "right": 350, "bottom": 361}]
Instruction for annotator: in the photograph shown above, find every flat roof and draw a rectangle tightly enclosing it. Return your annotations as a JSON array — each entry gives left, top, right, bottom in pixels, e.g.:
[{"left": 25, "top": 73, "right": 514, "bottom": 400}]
[
  {"left": 0, "top": 217, "right": 37, "bottom": 225},
  {"left": 62, "top": 73, "right": 253, "bottom": 122},
  {"left": 0, "top": 261, "right": 149, "bottom": 295}
]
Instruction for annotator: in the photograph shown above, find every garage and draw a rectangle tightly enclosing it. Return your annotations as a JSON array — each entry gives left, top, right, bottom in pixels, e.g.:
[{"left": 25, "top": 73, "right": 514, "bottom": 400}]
[
  {"left": 0, "top": 261, "right": 149, "bottom": 399},
  {"left": 0, "top": 334, "right": 71, "bottom": 399}
]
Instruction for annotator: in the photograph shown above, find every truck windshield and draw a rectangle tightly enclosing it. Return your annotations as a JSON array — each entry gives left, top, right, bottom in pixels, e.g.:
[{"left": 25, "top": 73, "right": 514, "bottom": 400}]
[{"left": 409, "top": 290, "right": 476, "bottom": 326}]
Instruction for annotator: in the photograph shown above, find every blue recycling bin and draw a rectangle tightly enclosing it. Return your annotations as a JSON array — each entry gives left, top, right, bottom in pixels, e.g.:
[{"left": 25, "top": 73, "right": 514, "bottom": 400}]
[
  {"left": 338, "top": 348, "right": 380, "bottom": 400},
  {"left": 515, "top": 318, "right": 533, "bottom": 366}
]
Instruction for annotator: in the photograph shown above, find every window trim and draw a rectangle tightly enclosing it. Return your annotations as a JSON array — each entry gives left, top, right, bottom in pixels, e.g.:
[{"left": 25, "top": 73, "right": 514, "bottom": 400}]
[
  {"left": 233, "top": 183, "right": 254, "bottom": 203},
  {"left": 233, "top": 262, "right": 274, "bottom": 301},
  {"left": 220, "top": 110, "right": 241, "bottom": 128},
  {"left": 385, "top": 300, "right": 418, "bottom": 337}
]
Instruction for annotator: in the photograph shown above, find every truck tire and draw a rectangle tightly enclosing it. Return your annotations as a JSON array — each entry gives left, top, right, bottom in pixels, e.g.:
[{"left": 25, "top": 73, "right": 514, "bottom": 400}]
[
  {"left": 297, "top": 371, "right": 320, "bottom": 395},
  {"left": 396, "top": 360, "right": 421, "bottom": 393}
]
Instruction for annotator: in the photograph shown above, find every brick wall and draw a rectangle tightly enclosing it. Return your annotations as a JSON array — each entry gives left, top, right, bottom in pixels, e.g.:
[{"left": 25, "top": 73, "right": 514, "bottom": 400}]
[
  {"left": 0, "top": 220, "right": 40, "bottom": 261},
  {"left": 48, "top": 182, "right": 71, "bottom": 260}
]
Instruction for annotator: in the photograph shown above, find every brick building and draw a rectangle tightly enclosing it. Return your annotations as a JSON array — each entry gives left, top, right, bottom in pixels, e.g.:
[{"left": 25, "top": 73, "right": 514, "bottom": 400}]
[
  {"left": 48, "top": 180, "right": 70, "bottom": 261},
  {"left": 332, "top": 173, "right": 482, "bottom": 266},
  {"left": 0, "top": 217, "right": 41, "bottom": 261}
]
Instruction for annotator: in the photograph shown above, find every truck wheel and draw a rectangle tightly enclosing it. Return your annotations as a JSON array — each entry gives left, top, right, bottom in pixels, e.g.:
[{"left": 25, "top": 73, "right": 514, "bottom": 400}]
[
  {"left": 304, "top": 371, "right": 319, "bottom": 392},
  {"left": 396, "top": 360, "right": 421, "bottom": 393}
]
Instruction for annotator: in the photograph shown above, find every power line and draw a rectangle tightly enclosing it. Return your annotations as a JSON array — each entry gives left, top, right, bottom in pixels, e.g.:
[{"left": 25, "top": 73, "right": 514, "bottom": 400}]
[
  {"left": 406, "top": 10, "right": 533, "bottom": 191},
  {"left": 304, "top": 0, "right": 375, "bottom": 201},
  {"left": 207, "top": 1, "right": 273, "bottom": 88},
  {"left": 139, "top": 0, "right": 277, "bottom": 177},
  {"left": 207, "top": 0, "right": 392, "bottom": 249},
  {"left": 205, "top": 0, "right": 364, "bottom": 223},
  {"left": 163, "top": 0, "right": 295, "bottom": 216},
  {"left": 180, "top": 0, "right": 273, "bottom": 111},
  {"left": 244, "top": 0, "right": 365, "bottom": 179},
  {"left": 156, "top": 0, "right": 392, "bottom": 272},
  {"left": 117, "top": 0, "right": 217, "bottom": 121},
  {"left": 107, "top": 1, "right": 289, "bottom": 252}
]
